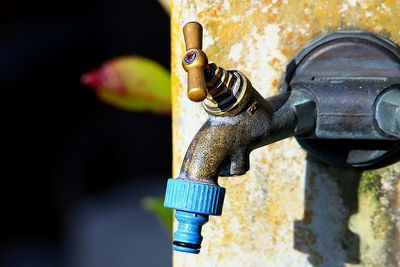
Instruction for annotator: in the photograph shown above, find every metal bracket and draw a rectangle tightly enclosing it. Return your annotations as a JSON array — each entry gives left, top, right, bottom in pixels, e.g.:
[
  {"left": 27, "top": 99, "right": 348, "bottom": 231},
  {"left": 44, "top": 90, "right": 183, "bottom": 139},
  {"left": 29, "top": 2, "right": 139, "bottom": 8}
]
[{"left": 284, "top": 31, "right": 400, "bottom": 167}]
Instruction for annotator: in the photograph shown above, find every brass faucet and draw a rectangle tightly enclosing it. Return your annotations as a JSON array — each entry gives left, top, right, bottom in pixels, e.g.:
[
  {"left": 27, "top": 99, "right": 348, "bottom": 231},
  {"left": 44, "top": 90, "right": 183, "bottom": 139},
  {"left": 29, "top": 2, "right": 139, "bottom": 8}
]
[{"left": 164, "top": 22, "right": 316, "bottom": 254}]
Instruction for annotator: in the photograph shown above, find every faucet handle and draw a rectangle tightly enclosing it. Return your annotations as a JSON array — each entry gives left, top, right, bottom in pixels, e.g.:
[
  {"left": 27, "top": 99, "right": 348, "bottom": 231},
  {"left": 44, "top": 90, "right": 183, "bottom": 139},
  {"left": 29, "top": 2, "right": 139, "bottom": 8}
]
[{"left": 182, "top": 22, "right": 208, "bottom": 102}]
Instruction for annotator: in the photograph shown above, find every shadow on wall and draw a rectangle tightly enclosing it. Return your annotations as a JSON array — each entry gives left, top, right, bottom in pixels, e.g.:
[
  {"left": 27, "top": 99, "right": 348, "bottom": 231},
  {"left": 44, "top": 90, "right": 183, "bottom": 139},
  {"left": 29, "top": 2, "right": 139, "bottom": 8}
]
[{"left": 294, "top": 156, "right": 361, "bottom": 267}]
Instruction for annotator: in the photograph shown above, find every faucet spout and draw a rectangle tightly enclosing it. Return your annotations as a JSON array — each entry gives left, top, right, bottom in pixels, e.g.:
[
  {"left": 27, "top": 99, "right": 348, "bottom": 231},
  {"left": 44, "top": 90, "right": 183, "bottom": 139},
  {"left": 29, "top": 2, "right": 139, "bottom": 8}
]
[{"left": 180, "top": 90, "right": 305, "bottom": 184}]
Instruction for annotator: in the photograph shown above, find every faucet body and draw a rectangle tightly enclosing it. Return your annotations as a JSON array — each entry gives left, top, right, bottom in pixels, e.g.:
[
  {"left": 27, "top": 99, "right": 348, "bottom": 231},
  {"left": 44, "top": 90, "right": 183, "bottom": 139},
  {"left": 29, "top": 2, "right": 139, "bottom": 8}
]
[
  {"left": 165, "top": 63, "right": 316, "bottom": 253},
  {"left": 180, "top": 88, "right": 314, "bottom": 184}
]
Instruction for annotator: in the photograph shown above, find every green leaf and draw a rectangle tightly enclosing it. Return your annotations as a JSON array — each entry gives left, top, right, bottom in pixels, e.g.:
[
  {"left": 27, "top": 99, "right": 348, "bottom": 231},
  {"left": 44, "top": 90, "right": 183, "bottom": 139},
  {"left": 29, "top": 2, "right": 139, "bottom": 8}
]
[
  {"left": 142, "top": 197, "right": 173, "bottom": 233},
  {"left": 82, "top": 56, "right": 171, "bottom": 114}
]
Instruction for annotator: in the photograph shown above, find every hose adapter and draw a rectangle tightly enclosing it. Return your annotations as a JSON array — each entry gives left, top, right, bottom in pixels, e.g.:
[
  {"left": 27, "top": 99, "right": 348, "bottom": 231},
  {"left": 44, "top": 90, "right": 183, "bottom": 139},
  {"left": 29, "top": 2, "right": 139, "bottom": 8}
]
[{"left": 164, "top": 179, "right": 225, "bottom": 254}]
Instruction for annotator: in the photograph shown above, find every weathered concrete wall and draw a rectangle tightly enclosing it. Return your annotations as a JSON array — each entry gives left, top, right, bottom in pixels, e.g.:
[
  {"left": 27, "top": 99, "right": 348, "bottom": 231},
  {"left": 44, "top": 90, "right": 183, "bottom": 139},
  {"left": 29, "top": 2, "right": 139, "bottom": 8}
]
[{"left": 171, "top": 1, "right": 400, "bottom": 266}]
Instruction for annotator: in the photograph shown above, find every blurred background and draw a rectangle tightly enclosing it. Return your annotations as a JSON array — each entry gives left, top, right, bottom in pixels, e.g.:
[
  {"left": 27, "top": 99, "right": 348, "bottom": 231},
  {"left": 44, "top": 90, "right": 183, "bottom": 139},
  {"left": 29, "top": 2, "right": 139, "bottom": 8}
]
[{"left": 0, "top": 0, "right": 172, "bottom": 266}]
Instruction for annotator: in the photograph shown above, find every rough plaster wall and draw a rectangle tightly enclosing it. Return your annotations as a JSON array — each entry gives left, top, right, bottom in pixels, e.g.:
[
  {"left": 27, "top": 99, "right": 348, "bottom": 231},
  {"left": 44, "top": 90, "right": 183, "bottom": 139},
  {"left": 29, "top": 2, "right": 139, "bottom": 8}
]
[{"left": 171, "top": 1, "right": 400, "bottom": 266}]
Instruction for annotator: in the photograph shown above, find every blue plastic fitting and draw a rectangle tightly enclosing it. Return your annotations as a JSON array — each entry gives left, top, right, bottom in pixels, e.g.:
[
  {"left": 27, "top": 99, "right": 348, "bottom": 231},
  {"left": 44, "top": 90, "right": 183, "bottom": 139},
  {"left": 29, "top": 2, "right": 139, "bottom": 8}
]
[
  {"left": 164, "top": 178, "right": 225, "bottom": 254},
  {"left": 173, "top": 211, "right": 208, "bottom": 254}
]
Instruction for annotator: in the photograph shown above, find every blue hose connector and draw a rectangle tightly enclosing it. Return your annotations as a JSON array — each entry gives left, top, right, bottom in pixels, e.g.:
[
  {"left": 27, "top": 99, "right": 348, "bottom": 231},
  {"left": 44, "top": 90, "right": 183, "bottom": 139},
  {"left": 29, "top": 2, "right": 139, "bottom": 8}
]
[{"left": 164, "top": 178, "right": 225, "bottom": 254}]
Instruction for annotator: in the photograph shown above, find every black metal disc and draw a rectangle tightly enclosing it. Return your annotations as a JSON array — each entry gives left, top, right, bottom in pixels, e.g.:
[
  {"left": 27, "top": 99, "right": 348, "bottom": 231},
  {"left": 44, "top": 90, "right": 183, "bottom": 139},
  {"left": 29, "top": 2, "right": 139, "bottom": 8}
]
[{"left": 284, "top": 31, "right": 400, "bottom": 168}]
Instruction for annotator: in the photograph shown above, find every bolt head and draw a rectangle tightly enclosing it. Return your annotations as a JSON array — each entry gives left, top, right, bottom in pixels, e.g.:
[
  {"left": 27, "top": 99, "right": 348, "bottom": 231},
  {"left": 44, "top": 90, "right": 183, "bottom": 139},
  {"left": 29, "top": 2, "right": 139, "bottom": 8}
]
[
  {"left": 184, "top": 50, "right": 198, "bottom": 64},
  {"left": 375, "top": 89, "right": 400, "bottom": 138}
]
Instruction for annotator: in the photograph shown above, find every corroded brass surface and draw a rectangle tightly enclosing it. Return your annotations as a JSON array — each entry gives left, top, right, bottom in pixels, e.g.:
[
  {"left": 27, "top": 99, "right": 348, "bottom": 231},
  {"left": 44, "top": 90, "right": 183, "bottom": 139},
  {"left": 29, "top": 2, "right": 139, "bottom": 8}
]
[{"left": 178, "top": 89, "right": 315, "bottom": 184}]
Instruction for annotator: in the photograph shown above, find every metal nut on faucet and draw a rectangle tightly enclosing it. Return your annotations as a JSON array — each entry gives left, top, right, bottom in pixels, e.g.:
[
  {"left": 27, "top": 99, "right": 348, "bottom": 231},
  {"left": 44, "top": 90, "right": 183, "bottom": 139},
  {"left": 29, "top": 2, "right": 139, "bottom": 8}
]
[{"left": 375, "top": 88, "right": 400, "bottom": 138}]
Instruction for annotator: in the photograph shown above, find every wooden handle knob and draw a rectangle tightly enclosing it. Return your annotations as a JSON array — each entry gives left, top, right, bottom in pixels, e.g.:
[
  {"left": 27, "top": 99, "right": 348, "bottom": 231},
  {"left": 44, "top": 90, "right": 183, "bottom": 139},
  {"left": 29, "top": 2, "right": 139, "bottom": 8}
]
[
  {"left": 187, "top": 67, "right": 207, "bottom": 102},
  {"left": 182, "top": 22, "right": 208, "bottom": 102},
  {"left": 183, "top": 22, "right": 203, "bottom": 50}
]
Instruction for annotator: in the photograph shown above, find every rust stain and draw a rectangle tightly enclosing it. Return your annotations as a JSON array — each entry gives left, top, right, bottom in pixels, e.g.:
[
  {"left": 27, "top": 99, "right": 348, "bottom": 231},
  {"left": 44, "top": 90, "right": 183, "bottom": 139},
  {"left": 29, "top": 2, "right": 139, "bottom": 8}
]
[{"left": 271, "top": 79, "right": 279, "bottom": 89}]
